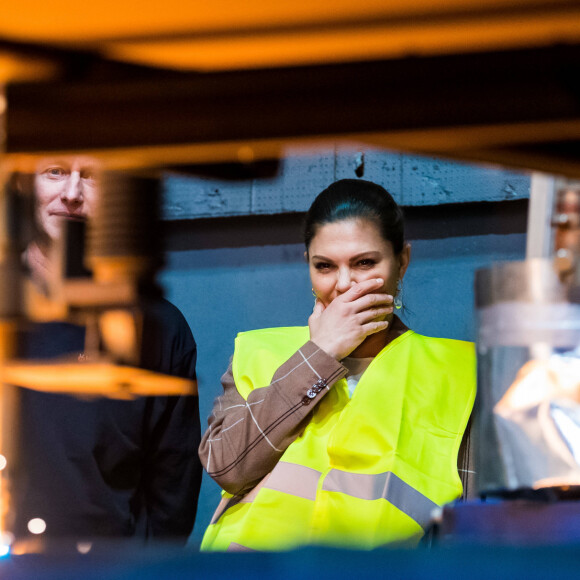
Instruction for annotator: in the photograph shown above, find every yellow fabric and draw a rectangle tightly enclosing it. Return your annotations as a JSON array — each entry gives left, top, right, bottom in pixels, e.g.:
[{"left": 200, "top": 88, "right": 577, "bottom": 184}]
[
  {"left": 232, "top": 326, "right": 310, "bottom": 399},
  {"left": 202, "top": 327, "right": 476, "bottom": 551}
]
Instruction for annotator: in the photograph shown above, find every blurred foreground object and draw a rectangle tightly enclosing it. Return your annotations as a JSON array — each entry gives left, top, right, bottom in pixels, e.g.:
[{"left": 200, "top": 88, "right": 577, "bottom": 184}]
[
  {"left": 0, "top": 166, "right": 200, "bottom": 550},
  {"left": 475, "top": 182, "right": 580, "bottom": 496},
  {"left": 3, "top": 171, "right": 196, "bottom": 398}
]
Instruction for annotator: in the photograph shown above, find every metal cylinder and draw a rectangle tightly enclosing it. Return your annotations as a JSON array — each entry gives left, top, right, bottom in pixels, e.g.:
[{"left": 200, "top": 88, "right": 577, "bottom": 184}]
[{"left": 86, "top": 172, "right": 161, "bottom": 284}]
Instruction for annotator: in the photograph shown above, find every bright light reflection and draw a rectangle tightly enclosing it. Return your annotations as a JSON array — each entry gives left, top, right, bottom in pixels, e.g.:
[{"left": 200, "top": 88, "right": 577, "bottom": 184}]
[
  {"left": 76, "top": 542, "right": 92, "bottom": 554},
  {"left": 0, "top": 455, "right": 7, "bottom": 471},
  {"left": 0, "top": 533, "right": 12, "bottom": 558},
  {"left": 27, "top": 518, "right": 46, "bottom": 535}
]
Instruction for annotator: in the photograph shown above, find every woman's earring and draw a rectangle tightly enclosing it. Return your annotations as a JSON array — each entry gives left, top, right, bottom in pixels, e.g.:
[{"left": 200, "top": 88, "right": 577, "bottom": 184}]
[
  {"left": 394, "top": 279, "right": 403, "bottom": 310},
  {"left": 312, "top": 288, "right": 317, "bottom": 305}
]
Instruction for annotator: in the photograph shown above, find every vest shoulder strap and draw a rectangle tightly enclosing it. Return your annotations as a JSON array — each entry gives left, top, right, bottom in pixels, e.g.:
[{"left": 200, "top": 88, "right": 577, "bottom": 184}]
[{"left": 232, "top": 326, "right": 310, "bottom": 399}]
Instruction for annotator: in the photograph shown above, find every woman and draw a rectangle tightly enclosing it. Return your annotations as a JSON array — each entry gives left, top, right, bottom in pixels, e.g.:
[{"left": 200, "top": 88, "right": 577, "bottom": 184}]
[{"left": 199, "top": 178, "right": 475, "bottom": 551}]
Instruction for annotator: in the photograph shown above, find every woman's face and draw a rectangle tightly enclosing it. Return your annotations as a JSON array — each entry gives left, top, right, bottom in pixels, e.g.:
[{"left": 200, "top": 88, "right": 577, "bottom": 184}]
[
  {"left": 33, "top": 156, "right": 100, "bottom": 242},
  {"left": 308, "top": 218, "right": 409, "bottom": 308}
]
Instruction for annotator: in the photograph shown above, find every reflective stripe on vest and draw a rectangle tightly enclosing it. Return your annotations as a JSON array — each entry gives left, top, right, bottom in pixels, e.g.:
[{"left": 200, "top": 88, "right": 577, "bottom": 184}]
[
  {"left": 262, "top": 462, "right": 321, "bottom": 501},
  {"left": 227, "top": 542, "right": 256, "bottom": 552},
  {"left": 322, "top": 469, "right": 439, "bottom": 530},
  {"left": 209, "top": 463, "right": 323, "bottom": 525},
  {"left": 237, "top": 461, "right": 439, "bottom": 531}
]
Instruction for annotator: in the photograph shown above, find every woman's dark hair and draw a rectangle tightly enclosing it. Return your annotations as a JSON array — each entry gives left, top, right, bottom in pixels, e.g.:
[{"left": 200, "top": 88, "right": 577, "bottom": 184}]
[{"left": 304, "top": 179, "right": 405, "bottom": 254}]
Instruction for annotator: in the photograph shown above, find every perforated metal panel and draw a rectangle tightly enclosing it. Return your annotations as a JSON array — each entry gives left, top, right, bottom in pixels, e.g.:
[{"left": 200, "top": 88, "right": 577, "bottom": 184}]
[
  {"left": 162, "top": 174, "right": 251, "bottom": 219},
  {"left": 161, "top": 148, "right": 530, "bottom": 220},
  {"left": 401, "top": 155, "right": 530, "bottom": 206},
  {"left": 335, "top": 146, "right": 402, "bottom": 200},
  {"left": 251, "top": 150, "right": 335, "bottom": 214}
]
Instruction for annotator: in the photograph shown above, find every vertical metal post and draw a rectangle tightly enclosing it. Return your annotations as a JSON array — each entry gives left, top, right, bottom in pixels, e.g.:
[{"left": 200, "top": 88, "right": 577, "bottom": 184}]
[{"left": 525, "top": 172, "right": 558, "bottom": 260}]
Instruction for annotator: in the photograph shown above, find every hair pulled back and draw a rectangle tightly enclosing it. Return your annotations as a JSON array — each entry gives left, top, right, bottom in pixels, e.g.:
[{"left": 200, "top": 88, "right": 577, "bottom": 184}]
[{"left": 304, "top": 179, "right": 405, "bottom": 254}]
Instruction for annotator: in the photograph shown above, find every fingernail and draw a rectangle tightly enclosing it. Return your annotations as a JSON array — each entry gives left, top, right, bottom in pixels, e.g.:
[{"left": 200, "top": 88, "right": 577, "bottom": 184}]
[{"left": 375, "top": 278, "right": 383, "bottom": 284}]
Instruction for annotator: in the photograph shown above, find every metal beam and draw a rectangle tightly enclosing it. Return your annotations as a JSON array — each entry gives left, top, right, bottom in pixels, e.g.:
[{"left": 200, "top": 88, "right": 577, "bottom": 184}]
[{"left": 5, "top": 45, "right": 580, "bottom": 174}]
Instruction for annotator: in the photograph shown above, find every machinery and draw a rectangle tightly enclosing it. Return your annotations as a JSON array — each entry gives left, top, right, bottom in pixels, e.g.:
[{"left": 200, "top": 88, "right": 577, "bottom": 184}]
[{"left": 475, "top": 182, "right": 580, "bottom": 496}]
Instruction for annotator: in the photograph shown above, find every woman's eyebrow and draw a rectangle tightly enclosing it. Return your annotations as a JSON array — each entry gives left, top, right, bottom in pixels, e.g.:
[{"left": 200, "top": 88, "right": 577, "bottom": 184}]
[
  {"left": 311, "top": 251, "right": 380, "bottom": 262},
  {"left": 350, "top": 251, "right": 381, "bottom": 261}
]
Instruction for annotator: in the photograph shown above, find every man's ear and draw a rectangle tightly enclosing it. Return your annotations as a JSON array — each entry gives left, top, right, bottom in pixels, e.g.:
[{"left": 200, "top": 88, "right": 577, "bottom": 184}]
[{"left": 8, "top": 170, "right": 35, "bottom": 197}]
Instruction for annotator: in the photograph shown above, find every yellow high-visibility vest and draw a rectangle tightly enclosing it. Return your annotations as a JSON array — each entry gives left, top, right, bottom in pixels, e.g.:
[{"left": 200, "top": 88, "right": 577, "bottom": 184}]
[{"left": 202, "top": 327, "right": 476, "bottom": 552}]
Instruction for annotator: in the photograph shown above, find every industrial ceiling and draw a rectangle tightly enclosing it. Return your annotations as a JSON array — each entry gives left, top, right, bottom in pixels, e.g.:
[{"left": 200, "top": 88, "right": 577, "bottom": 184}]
[{"left": 1, "top": 0, "right": 580, "bottom": 175}]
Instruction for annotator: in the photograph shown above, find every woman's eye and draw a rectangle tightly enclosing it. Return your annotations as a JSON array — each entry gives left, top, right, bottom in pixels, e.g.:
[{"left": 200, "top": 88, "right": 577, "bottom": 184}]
[
  {"left": 357, "top": 259, "right": 376, "bottom": 268},
  {"left": 314, "top": 262, "right": 332, "bottom": 271}
]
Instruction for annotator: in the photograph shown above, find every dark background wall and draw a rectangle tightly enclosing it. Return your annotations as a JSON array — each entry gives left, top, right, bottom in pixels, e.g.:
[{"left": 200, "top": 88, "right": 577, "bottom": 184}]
[{"left": 156, "top": 146, "right": 530, "bottom": 545}]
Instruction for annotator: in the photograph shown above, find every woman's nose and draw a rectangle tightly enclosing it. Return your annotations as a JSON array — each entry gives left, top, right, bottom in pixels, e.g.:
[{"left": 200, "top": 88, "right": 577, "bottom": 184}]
[
  {"left": 336, "top": 268, "right": 353, "bottom": 293},
  {"left": 60, "top": 173, "right": 83, "bottom": 205}
]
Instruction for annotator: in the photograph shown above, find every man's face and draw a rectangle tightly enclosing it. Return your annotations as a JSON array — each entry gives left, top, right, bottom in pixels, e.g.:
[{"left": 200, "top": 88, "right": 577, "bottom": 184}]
[{"left": 34, "top": 156, "right": 100, "bottom": 241}]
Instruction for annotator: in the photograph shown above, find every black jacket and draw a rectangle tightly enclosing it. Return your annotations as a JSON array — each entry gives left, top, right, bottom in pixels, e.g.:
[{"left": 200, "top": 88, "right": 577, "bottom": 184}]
[{"left": 12, "top": 298, "right": 201, "bottom": 542}]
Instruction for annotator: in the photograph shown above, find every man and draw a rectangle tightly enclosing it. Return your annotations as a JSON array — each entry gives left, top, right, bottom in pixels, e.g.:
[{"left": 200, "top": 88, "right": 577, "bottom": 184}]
[
  {"left": 11, "top": 157, "right": 201, "bottom": 542},
  {"left": 24, "top": 156, "right": 99, "bottom": 287}
]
